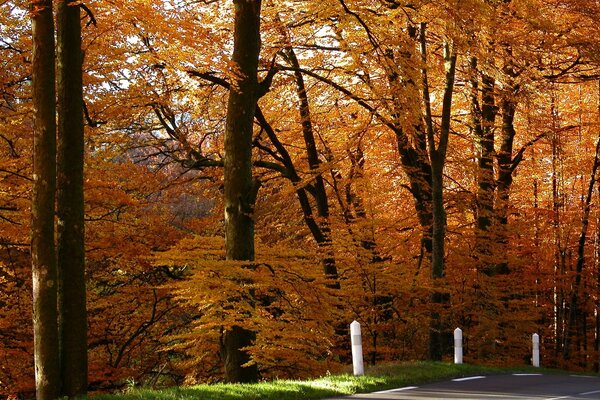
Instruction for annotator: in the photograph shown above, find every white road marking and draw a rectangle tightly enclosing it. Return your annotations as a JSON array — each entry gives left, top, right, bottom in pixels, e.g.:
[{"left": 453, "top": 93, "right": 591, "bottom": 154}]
[
  {"left": 513, "top": 373, "right": 543, "bottom": 376},
  {"left": 452, "top": 376, "right": 486, "bottom": 382},
  {"left": 452, "top": 376, "right": 485, "bottom": 382},
  {"left": 373, "top": 386, "right": 418, "bottom": 393},
  {"left": 570, "top": 375, "right": 596, "bottom": 378},
  {"left": 579, "top": 389, "right": 600, "bottom": 395},
  {"left": 544, "top": 396, "right": 571, "bottom": 400}
]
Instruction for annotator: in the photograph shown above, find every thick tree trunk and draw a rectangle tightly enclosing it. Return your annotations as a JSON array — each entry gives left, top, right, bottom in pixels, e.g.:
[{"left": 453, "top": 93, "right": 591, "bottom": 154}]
[
  {"left": 31, "top": 1, "right": 60, "bottom": 398},
  {"left": 222, "top": 0, "right": 261, "bottom": 383},
  {"left": 56, "top": 1, "right": 87, "bottom": 395}
]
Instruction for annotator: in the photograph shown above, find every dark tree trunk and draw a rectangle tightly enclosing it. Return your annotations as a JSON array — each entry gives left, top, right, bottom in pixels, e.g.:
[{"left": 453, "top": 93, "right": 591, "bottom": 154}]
[
  {"left": 494, "top": 97, "right": 517, "bottom": 275},
  {"left": 394, "top": 130, "right": 433, "bottom": 267},
  {"left": 222, "top": 0, "right": 261, "bottom": 383},
  {"left": 31, "top": 1, "right": 60, "bottom": 398},
  {"left": 56, "top": 1, "right": 87, "bottom": 396},
  {"left": 420, "top": 26, "right": 456, "bottom": 360},
  {"left": 470, "top": 57, "right": 498, "bottom": 274},
  {"left": 428, "top": 42, "right": 455, "bottom": 282}
]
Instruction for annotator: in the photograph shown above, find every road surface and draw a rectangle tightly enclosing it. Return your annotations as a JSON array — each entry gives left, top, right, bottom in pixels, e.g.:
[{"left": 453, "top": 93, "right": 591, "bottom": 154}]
[{"left": 327, "top": 374, "right": 600, "bottom": 399}]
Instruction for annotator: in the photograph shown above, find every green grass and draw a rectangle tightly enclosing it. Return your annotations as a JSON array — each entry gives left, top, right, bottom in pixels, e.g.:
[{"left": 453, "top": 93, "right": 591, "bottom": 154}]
[{"left": 93, "top": 362, "right": 565, "bottom": 400}]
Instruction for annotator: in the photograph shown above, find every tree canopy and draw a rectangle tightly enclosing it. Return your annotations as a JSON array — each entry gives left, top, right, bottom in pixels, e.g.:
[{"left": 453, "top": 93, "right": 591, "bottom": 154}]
[{"left": 1, "top": 0, "right": 600, "bottom": 395}]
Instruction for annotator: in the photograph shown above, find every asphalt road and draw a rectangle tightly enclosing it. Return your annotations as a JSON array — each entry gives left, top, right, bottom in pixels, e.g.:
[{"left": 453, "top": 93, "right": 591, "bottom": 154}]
[{"left": 327, "top": 374, "right": 600, "bottom": 399}]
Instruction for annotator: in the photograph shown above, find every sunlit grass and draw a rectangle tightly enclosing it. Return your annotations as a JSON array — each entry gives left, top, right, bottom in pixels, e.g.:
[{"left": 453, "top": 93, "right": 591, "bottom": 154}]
[{"left": 93, "top": 361, "right": 559, "bottom": 400}]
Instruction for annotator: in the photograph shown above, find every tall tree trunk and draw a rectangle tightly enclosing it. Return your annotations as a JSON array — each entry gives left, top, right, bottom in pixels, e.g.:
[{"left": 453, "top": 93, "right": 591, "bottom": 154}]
[
  {"left": 494, "top": 96, "right": 517, "bottom": 275},
  {"left": 421, "top": 26, "right": 456, "bottom": 360},
  {"left": 222, "top": 0, "right": 261, "bottom": 383},
  {"left": 470, "top": 57, "right": 497, "bottom": 274},
  {"left": 430, "top": 49, "right": 456, "bottom": 360},
  {"left": 31, "top": 0, "right": 59, "bottom": 398},
  {"left": 56, "top": 0, "right": 87, "bottom": 395}
]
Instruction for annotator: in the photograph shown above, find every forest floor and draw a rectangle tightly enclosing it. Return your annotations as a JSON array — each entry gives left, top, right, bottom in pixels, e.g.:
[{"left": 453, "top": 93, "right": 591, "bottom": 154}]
[{"left": 93, "top": 361, "right": 570, "bottom": 400}]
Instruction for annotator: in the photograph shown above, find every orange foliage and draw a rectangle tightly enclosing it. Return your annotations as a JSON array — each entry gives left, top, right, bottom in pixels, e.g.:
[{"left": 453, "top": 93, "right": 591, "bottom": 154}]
[{"left": 0, "top": 0, "right": 600, "bottom": 395}]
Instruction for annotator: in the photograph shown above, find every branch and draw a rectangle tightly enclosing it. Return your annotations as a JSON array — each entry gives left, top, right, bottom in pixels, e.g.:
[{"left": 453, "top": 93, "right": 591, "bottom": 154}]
[
  {"left": 253, "top": 160, "right": 289, "bottom": 176},
  {"left": 186, "top": 70, "right": 230, "bottom": 89},
  {"left": 542, "top": 56, "right": 582, "bottom": 80},
  {"left": 257, "top": 55, "right": 280, "bottom": 98},
  {"left": 0, "top": 241, "right": 28, "bottom": 247},
  {"left": 0, "top": 168, "right": 32, "bottom": 181},
  {"left": 0, "top": 133, "right": 18, "bottom": 158},
  {"left": 338, "top": 0, "right": 381, "bottom": 54},
  {"left": 509, "top": 125, "right": 578, "bottom": 172},
  {"left": 277, "top": 65, "right": 396, "bottom": 131},
  {"left": 438, "top": 42, "right": 457, "bottom": 160},
  {"left": 420, "top": 22, "right": 435, "bottom": 155},
  {"left": 0, "top": 214, "right": 21, "bottom": 225},
  {"left": 80, "top": 3, "right": 97, "bottom": 27},
  {"left": 83, "top": 100, "right": 106, "bottom": 127}
]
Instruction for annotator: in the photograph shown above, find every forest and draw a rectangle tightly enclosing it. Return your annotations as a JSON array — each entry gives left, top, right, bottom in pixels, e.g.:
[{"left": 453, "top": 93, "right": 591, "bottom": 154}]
[{"left": 1, "top": 0, "right": 600, "bottom": 397}]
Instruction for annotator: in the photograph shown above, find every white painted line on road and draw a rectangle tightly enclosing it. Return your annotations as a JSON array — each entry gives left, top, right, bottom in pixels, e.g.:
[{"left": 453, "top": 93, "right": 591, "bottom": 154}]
[
  {"left": 452, "top": 376, "right": 486, "bottom": 382},
  {"left": 513, "top": 373, "right": 543, "bottom": 376},
  {"left": 373, "top": 386, "right": 418, "bottom": 394},
  {"left": 544, "top": 396, "right": 571, "bottom": 400},
  {"left": 579, "top": 389, "right": 600, "bottom": 395},
  {"left": 570, "top": 375, "right": 596, "bottom": 378}
]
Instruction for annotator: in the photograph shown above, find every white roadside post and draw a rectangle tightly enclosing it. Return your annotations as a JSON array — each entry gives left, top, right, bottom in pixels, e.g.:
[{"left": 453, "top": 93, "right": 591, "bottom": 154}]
[
  {"left": 454, "top": 327, "right": 463, "bottom": 364},
  {"left": 350, "top": 320, "right": 364, "bottom": 376},
  {"left": 532, "top": 333, "right": 540, "bottom": 367}
]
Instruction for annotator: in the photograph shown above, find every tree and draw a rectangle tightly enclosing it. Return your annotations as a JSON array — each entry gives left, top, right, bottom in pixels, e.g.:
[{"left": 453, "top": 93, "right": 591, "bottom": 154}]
[
  {"left": 30, "top": 0, "right": 59, "bottom": 398},
  {"left": 420, "top": 24, "right": 457, "bottom": 360},
  {"left": 222, "top": 0, "right": 262, "bottom": 383},
  {"left": 56, "top": 0, "right": 87, "bottom": 395}
]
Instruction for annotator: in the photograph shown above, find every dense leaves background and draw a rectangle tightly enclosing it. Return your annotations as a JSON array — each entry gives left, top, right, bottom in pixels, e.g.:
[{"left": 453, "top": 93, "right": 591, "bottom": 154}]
[{"left": 1, "top": 0, "right": 600, "bottom": 396}]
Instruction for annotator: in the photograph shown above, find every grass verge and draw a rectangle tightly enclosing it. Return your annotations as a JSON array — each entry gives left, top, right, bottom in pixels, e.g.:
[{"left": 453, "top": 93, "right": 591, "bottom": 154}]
[{"left": 93, "top": 362, "right": 561, "bottom": 400}]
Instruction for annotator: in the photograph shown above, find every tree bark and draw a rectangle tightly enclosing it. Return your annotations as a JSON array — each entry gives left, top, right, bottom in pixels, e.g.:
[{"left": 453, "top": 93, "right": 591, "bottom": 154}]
[
  {"left": 421, "top": 30, "right": 456, "bottom": 360},
  {"left": 56, "top": 0, "right": 87, "bottom": 395},
  {"left": 31, "top": 0, "right": 60, "bottom": 398},
  {"left": 394, "top": 130, "right": 433, "bottom": 266},
  {"left": 471, "top": 57, "right": 498, "bottom": 275},
  {"left": 222, "top": 0, "right": 261, "bottom": 383},
  {"left": 494, "top": 96, "right": 517, "bottom": 275}
]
